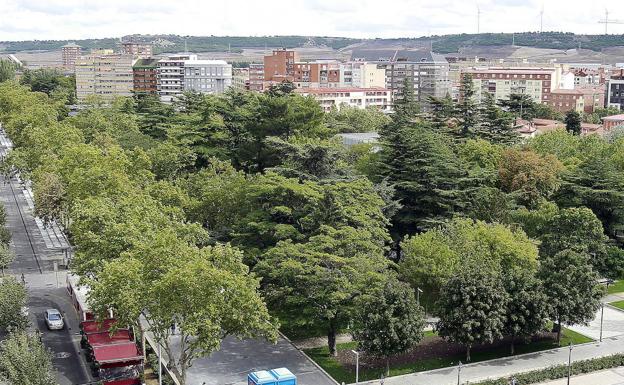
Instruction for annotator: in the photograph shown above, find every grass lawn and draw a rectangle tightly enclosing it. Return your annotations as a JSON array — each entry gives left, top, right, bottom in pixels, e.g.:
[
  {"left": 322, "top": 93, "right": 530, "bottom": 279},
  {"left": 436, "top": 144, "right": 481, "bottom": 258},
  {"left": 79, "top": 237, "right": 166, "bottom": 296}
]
[
  {"left": 304, "top": 328, "right": 592, "bottom": 384},
  {"left": 610, "top": 300, "right": 624, "bottom": 310},
  {"left": 608, "top": 280, "right": 624, "bottom": 294}
]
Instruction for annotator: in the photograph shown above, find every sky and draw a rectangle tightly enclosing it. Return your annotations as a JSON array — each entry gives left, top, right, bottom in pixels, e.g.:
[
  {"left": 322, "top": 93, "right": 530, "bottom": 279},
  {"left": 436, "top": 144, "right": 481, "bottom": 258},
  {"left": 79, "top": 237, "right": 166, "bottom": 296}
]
[{"left": 0, "top": 0, "right": 622, "bottom": 41}]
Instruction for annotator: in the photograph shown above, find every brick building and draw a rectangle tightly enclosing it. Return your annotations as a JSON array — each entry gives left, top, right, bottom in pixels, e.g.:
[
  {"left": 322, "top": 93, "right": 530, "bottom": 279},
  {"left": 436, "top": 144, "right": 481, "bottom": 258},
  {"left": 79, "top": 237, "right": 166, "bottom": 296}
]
[
  {"left": 132, "top": 58, "right": 159, "bottom": 94},
  {"left": 61, "top": 42, "right": 81, "bottom": 71}
]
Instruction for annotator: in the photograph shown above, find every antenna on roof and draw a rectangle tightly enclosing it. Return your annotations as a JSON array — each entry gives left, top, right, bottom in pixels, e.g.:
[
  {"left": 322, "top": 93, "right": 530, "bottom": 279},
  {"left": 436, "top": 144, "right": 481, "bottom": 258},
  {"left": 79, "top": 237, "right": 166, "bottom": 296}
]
[
  {"left": 540, "top": 4, "right": 544, "bottom": 33},
  {"left": 477, "top": 4, "right": 481, "bottom": 34},
  {"left": 184, "top": 38, "right": 188, "bottom": 53}
]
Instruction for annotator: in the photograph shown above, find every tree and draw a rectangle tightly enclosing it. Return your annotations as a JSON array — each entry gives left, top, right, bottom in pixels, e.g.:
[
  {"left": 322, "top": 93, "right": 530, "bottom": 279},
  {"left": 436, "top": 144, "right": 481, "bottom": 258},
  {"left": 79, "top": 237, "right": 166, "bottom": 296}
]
[
  {"left": 399, "top": 218, "right": 538, "bottom": 303},
  {"left": 324, "top": 105, "right": 391, "bottom": 134},
  {"left": 478, "top": 93, "right": 518, "bottom": 145},
  {"left": 256, "top": 226, "right": 390, "bottom": 356},
  {"left": 0, "top": 277, "right": 28, "bottom": 332},
  {"left": 498, "top": 149, "right": 564, "bottom": 208},
  {"left": 0, "top": 331, "right": 57, "bottom": 385},
  {"left": 352, "top": 279, "right": 425, "bottom": 374},
  {"left": 436, "top": 267, "right": 508, "bottom": 362},
  {"left": 0, "top": 60, "right": 17, "bottom": 83},
  {"left": 539, "top": 207, "right": 607, "bottom": 259},
  {"left": 503, "top": 269, "right": 549, "bottom": 354},
  {"left": 89, "top": 238, "right": 278, "bottom": 385},
  {"left": 392, "top": 77, "right": 420, "bottom": 124},
  {"left": 381, "top": 125, "right": 464, "bottom": 236},
  {"left": 539, "top": 249, "right": 603, "bottom": 344},
  {"left": 499, "top": 93, "right": 537, "bottom": 121},
  {"left": 564, "top": 110, "right": 582, "bottom": 135},
  {"left": 0, "top": 244, "right": 15, "bottom": 276},
  {"left": 455, "top": 74, "right": 479, "bottom": 139},
  {"left": 428, "top": 95, "right": 455, "bottom": 134}
]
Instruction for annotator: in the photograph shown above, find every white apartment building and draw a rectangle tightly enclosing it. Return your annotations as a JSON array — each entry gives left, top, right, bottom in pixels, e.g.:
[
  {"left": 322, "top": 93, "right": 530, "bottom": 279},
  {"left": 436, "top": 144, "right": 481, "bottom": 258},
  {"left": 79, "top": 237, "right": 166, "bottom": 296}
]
[
  {"left": 183, "top": 60, "right": 232, "bottom": 94},
  {"left": 157, "top": 54, "right": 196, "bottom": 103},
  {"left": 75, "top": 52, "right": 134, "bottom": 103},
  {"left": 296, "top": 87, "right": 392, "bottom": 112},
  {"left": 339, "top": 62, "right": 386, "bottom": 89}
]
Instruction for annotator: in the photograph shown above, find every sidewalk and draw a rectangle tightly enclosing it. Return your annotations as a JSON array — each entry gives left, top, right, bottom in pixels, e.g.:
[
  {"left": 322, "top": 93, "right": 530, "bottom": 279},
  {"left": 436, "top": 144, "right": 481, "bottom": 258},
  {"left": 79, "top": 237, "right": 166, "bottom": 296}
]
[
  {"left": 358, "top": 336, "right": 624, "bottom": 385},
  {"left": 536, "top": 367, "right": 624, "bottom": 385}
]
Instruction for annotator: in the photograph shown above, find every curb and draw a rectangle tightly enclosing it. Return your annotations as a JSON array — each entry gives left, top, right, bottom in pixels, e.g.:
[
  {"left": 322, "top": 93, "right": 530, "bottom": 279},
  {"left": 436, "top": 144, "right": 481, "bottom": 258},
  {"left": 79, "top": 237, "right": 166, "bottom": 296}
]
[{"left": 280, "top": 331, "right": 340, "bottom": 385}]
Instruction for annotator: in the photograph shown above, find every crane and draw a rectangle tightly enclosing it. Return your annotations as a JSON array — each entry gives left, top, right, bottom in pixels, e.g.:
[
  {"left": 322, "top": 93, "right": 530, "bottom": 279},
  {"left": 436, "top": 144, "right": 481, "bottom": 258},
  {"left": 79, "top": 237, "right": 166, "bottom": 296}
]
[{"left": 598, "top": 9, "right": 624, "bottom": 35}]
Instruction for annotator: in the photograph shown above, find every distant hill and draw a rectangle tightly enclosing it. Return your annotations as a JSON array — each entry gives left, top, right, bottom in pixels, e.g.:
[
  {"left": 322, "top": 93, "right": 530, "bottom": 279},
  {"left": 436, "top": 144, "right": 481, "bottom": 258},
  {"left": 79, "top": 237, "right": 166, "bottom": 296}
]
[{"left": 2, "top": 32, "right": 624, "bottom": 55}]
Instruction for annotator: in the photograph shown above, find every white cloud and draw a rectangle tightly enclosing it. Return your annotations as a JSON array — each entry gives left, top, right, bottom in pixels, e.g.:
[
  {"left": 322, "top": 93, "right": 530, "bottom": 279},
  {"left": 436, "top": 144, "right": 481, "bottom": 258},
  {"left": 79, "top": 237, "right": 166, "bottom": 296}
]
[{"left": 0, "top": 0, "right": 620, "bottom": 41}]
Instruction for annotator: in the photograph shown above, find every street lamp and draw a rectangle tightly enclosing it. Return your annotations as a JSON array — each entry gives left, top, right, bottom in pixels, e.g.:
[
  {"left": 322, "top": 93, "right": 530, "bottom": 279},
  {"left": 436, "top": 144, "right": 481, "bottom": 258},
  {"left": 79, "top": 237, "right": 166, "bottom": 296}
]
[
  {"left": 600, "top": 303, "right": 605, "bottom": 342},
  {"left": 416, "top": 287, "right": 423, "bottom": 307},
  {"left": 351, "top": 350, "right": 359, "bottom": 384},
  {"left": 457, "top": 361, "right": 462, "bottom": 385},
  {"left": 567, "top": 342, "right": 573, "bottom": 385}
]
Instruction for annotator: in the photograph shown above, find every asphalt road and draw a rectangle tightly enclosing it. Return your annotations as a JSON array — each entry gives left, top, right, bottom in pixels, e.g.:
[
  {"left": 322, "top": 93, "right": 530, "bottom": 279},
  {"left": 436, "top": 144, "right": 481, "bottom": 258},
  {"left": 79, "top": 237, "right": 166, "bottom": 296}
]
[{"left": 1, "top": 166, "right": 91, "bottom": 385}]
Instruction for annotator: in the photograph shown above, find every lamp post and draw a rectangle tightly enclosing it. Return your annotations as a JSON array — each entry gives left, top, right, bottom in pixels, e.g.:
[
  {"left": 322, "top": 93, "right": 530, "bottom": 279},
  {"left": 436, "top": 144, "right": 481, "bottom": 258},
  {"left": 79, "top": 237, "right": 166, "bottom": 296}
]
[
  {"left": 158, "top": 343, "right": 162, "bottom": 385},
  {"left": 567, "top": 342, "right": 573, "bottom": 385},
  {"left": 416, "top": 287, "right": 423, "bottom": 307},
  {"left": 351, "top": 350, "right": 359, "bottom": 384},
  {"left": 457, "top": 361, "right": 462, "bottom": 385},
  {"left": 600, "top": 303, "right": 605, "bottom": 342}
]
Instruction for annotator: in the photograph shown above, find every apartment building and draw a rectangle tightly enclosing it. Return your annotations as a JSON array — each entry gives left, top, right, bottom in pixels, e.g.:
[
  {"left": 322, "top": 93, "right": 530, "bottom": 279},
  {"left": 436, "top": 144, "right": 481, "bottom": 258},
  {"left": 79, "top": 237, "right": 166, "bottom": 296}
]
[
  {"left": 339, "top": 61, "right": 386, "bottom": 88},
  {"left": 157, "top": 54, "right": 195, "bottom": 103},
  {"left": 607, "top": 69, "right": 624, "bottom": 110},
  {"left": 61, "top": 42, "right": 81, "bottom": 71},
  {"left": 352, "top": 50, "right": 451, "bottom": 110},
  {"left": 249, "top": 63, "right": 264, "bottom": 91},
  {"left": 132, "top": 58, "right": 159, "bottom": 94},
  {"left": 603, "top": 114, "right": 624, "bottom": 130},
  {"left": 75, "top": 52, "right": 134, "bottom": 103},
  {"left": 462, "top": 67, "right": 557, "bottom": 104},
  {"left": 264, "top": 49, "right": 299, "bottom": 86},
  {"left": 183, "top": 60, "right": 232, "bottom": 94},
  {"left": 121, "top": 42, "right": 153, "bottom": 58},
  {"left": 296, "top": 87, "right": 392, "bottom": 112},
  {"left": 545, "top": 89, "right": 585, "bottom": 113},
  {"left": 232, "top": 68, "right": 250, "bottom": 91}
]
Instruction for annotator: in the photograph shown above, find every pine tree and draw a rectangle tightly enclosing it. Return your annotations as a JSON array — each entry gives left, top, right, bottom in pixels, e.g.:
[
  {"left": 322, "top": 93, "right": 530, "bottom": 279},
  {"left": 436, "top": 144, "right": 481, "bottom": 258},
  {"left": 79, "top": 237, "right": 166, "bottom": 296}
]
[
  {"left": 428, "top": 95, "right": 456, "bottom": 136},
  {"left": 478, "top": 93, "right": 519, "bottom": 145},
  {"left": 393, "top": 77, "right": 420, "bottom": 124},
  {"left": 455, "top": 74, "right": 480, "bottom": 139},
  {"left": 564, "top": 110, "right": 582, "bottom": 135}
]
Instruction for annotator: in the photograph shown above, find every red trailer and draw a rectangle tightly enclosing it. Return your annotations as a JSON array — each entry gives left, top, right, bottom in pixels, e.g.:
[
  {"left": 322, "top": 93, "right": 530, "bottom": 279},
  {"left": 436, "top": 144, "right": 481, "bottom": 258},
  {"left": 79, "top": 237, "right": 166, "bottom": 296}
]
[{"left": 90, "top": 342, "right": 143, "bottom": 379}]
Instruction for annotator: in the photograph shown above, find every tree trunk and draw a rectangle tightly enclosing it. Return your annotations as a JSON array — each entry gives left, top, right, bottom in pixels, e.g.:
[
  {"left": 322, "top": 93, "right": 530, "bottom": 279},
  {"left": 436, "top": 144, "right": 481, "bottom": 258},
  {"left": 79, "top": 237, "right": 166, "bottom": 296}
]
[
  {"left": 386, "top": 358, "right": 390, "bottom": 376},
  {"left": 556, "top": 320, "right": 562, "bottom": 346},
  {"left": 510, "top": 335, "right": 515, "bottom": 355},
  {"left": 466, "top": 345, "right": 471, "bottom": 362},
  {"left": 328, "top": 324, "right": 337, "bottom": 357}
]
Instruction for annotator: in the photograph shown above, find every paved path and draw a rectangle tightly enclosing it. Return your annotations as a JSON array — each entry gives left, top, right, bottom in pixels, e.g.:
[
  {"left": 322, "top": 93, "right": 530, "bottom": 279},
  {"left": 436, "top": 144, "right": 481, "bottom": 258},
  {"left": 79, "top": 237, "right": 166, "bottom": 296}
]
[
  {"left": 537, "top": 366, "right": 624, "bottom": 385},
  {"left": 358, "top": 336, "right": 624, "bottom": 385}
]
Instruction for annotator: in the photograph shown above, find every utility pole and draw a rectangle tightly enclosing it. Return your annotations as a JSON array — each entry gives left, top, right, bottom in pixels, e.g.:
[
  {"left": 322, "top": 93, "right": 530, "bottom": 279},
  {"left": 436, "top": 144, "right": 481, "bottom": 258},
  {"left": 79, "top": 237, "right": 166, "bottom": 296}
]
[
  {"left": 477, "top": 5, "right": 481, "bottom": 34},
  {"left": 540, "top": 5, "right": 544, "bottom": 33},
  {"left": 567, "top": 343, "right": 573, "bottom": 385},
  {"left": 598, "top": 9, "right": 624, "bottom": 35}
]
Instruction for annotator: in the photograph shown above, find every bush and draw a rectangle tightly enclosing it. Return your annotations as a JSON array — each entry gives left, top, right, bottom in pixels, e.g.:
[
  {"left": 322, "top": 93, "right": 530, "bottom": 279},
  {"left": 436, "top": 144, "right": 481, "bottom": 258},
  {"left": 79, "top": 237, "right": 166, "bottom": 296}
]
[{"left": 474, "top": 354, "right": 624, "bottom": 384}]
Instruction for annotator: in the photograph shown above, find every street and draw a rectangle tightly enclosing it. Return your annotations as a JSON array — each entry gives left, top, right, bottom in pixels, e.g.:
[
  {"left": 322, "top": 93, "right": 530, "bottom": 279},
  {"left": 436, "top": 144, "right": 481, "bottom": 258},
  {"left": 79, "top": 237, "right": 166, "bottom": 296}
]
[{"left": 1, "top": 148, "right": 91, "bottom": 385}]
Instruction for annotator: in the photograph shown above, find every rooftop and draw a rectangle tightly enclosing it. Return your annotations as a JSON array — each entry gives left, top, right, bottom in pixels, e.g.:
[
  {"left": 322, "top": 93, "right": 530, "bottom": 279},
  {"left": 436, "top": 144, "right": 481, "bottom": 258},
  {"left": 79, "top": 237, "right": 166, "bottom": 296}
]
[
  {"left": 351, "top": 49, "right": 448, "bottom": 64},
  {"left": 62, "top": 42, "right": 81, "bottom": 48},
  {"left": 465, "top": 68, "right": 555, "bottom": 75},
  {"left": 550, "top": 89, "right": 584, "bottom": 95},
  {"left": 184, "top": 59, "right": 230, "bottom": 66},
  {"left": 603, "top": 114, "right": 624, "bottom": 121},
  {"left": 297, "top": 87, "right": 389, "bottom": 94}
]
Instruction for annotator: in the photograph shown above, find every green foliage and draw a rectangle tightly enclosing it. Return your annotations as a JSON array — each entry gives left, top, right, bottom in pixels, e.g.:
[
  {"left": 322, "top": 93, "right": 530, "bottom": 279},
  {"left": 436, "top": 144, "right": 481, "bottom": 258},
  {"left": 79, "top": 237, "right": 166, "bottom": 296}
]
[
  {"left": 456, "top": 74, "right": 480, "bottom": 138},
  {"left": 256, "top": 225, "right": 390, "bottom": 355},
  {"left": 564, "top": 110, "right": 582, "bottom": 135},
  {"left": 0, "top": 59, "right": 18, "bottom": 83},
  {"left": 436, "top": 267, "right": 509, "bottom": 362},
  {"left": 0, "top": 331, "right": 57, "bottom": 385},
  {"left": 538, "top": 249, "right": 603, "bottom": 343},
  {"left": 478, "top": 93, "right": 518, "bottom": 145},
  {"left": 0, "top": 277, "right": 28, "bottom": 332},
  {"left": 498, "top": 148, "right": 564, "bottom": 208},
  {"left": 325, "top": 105, "right": 391, "bottom": 134},
  {"left": 352, "top": 279, "right": 425, "bottom": 369},
  {"left": 399, "top": 218, "right": 538, "bottom": 302},
  {"left": 0, "top": 243, "right": 15, "bottom": 275}
]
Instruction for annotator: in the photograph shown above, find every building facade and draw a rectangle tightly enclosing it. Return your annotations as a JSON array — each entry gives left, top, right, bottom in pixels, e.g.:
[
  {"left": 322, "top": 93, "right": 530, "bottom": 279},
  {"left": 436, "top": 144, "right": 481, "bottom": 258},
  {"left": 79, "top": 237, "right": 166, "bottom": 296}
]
[
  {"left": 296, "top": 87, "right": 392, "bottom": 112},
  {"left": 248, "top": 63, "right": 265, "bottom": 91},
  {"left": 75, "top": 53, "right": 134, "bottom": 103},
  {"left": 602, "top": 114, "right": 624, "bottom": 130},
  {"left": 62, "top": 43, "right": 81, "bottom": 71},
  {"left": 183, "top": 60, "right": 232, "bottom": 94},
  {"left": 545, "top": 89, "right": 585, "bottom": 113},
  {"left": 157, "top": 54, "right": 195, "bottom": 103},
  {"left": 232, "top": 68, "right": 250, "bottom": 91},
  {"left": 463, "top": 67, "right": 556, "bottom": 104},
  {"left": 607, "top": 70, "right": 624, "bottom": 110},
  {"left": 121, "top": 42, "right": 153, "bottom": 58},
  {"left": 264, "top": 49, "right": 299, "bottom": 86},
  {"left": 339, "top": 61, "right": 386, "bottom": 89},
  {"left": 132, "top": 58, "right": 159, "bottom": 94}
]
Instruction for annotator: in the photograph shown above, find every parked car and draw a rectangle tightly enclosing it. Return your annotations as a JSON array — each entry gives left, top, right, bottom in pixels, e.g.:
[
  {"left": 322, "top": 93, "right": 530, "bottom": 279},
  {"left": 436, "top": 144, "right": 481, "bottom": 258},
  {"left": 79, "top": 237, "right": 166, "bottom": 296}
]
[{"left": 44, "top": 309, "right": 64, "bottom": 330}]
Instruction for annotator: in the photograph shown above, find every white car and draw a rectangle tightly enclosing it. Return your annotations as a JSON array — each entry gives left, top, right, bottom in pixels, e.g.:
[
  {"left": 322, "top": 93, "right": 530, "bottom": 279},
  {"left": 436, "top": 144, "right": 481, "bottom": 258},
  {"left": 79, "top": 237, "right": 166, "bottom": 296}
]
[{"left": 44, "top": 309, "right": 64, "bottom": 330}]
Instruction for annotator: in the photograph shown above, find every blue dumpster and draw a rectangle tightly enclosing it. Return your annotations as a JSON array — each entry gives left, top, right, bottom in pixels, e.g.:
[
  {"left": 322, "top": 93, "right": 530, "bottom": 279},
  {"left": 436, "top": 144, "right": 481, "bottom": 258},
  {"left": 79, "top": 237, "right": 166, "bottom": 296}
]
[
  {"left": 248, "top": 370, "right": 277, "bottom": 385},
  {"left": 270, "top": 368, "right": 297, "bottom": 385}
]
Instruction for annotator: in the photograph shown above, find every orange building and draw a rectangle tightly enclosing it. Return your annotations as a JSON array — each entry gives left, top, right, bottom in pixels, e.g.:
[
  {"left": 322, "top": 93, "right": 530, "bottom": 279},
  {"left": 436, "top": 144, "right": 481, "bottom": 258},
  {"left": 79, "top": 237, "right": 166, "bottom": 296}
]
[{"left": 264, "top": 49, "right": 299, "bottom": 85}]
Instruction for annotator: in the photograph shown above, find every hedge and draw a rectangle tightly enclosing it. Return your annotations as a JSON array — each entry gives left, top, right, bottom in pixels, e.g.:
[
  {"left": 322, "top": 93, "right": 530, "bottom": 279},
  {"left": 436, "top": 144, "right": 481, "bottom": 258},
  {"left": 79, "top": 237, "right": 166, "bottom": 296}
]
[{"left": 474, "top": 354, "right": 624, "bottom": 385}]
